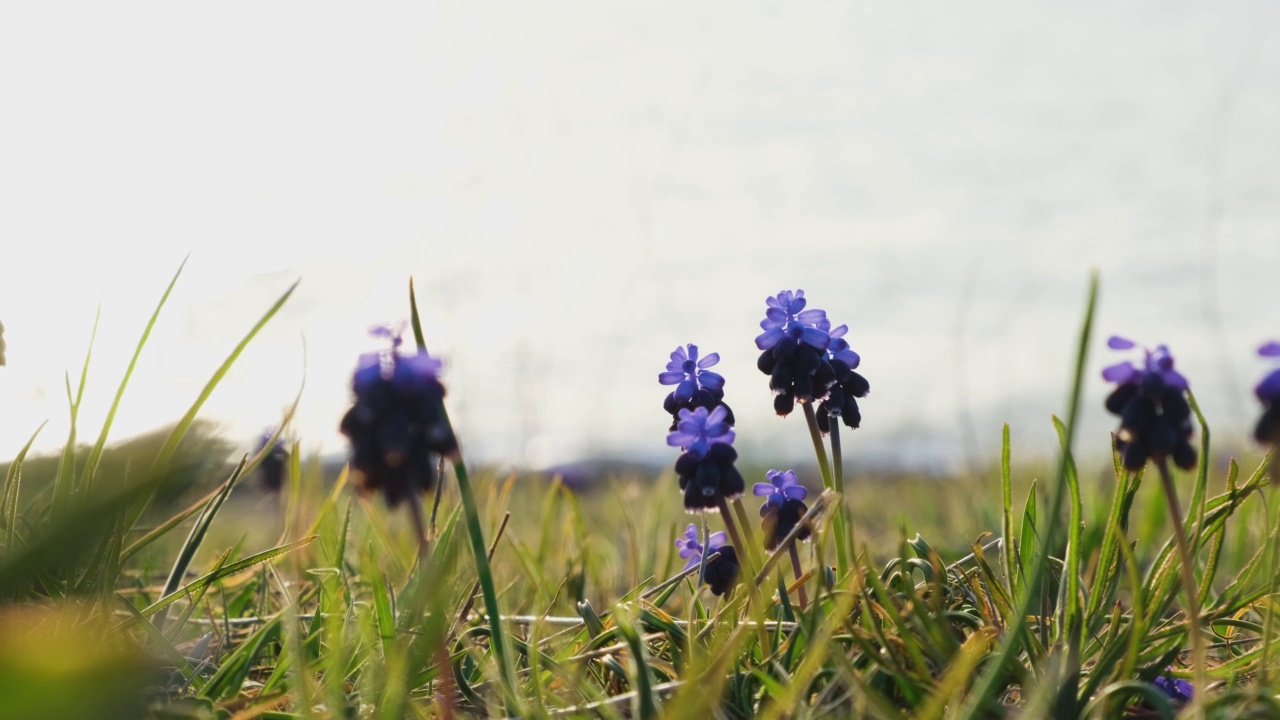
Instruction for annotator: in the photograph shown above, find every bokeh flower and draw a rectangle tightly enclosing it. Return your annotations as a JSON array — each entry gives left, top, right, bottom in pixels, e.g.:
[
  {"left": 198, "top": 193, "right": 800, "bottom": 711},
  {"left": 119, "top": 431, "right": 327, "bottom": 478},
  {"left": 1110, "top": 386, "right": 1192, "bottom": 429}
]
[
  {"left": 253, "top": 429, "right": 289, "bottom": 493},
  {"left": 675, "top": 523, "right": 728, "bottom": 571},
  {"left": 754, "top": 289, "right": 837, "bottom": 416},
  {"left": 1253, "top": 340, "right": 1280, "bottom": 446},
  {"left": 339, "top": 326, "right": 458, "bottom": 507},
  {"left": 1153, "top": 673, "right": 1193, "bottom": 704},
  {"left": 814, "top": 319, "right": 870, "bottom": 433},
  {"left": 660, "top": 344, "right": 734, "bottom": 431},
  {"left": 1102, "top": 336, "right": 1196, "bottom": 471}
]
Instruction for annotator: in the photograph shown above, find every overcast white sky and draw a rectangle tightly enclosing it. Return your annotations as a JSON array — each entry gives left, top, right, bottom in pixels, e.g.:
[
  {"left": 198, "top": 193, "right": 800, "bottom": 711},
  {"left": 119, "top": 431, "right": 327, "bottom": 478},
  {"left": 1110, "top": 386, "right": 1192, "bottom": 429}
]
[{"left": 2, "top": 2, "right": 1278, "bottom": 473}]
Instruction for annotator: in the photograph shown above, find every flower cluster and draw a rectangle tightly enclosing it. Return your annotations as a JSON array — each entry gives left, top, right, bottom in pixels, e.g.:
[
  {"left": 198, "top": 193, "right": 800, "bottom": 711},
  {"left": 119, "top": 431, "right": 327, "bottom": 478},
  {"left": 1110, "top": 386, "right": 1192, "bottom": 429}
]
[
  {"left": 253, "top": 429, "right": 289, "bottom": 493},
  {"left": 667, "top": 406, "right": 745, "bottom": 511},
  {"left": 674, "top": 524, "right": 741, "bottom": 596},
  {"left": 660, "top": 344, "right": 734, "bottom": 431},
  {"left": 754, "top": 290, "right": 869, "bottom": 429},
  {"left": 1254, "top": 341, "right": 1280, "bottom": 446},
  {"left": 754, "top": 469, "right": 812, "bottom": 551},
  {"left": 815, "top": 320, "right": 870, "bottom": 433},
  {"left": 675, "top": 523, "right": 727, "bottom": 571},
  {"left": 1102, "top": 337, "right": 1196, "bottom": 471},
  {"left": 339, "top": 327, "right": 458, "bottom": 507}
]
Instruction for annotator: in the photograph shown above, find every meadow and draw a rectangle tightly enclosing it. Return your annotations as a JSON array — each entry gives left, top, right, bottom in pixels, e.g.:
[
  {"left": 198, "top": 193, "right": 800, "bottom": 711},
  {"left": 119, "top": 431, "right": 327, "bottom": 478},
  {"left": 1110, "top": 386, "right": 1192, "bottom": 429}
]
[{"left": 1, "top": 267, "right": 1278, "bottom": 720}]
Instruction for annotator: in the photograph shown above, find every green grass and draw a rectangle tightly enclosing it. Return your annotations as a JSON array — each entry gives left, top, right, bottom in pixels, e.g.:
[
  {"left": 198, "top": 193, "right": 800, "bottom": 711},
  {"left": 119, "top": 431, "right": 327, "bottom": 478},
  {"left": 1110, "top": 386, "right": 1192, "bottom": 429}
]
[{"left": 1, "top": 266, "right": 1278, "bottom": 719}]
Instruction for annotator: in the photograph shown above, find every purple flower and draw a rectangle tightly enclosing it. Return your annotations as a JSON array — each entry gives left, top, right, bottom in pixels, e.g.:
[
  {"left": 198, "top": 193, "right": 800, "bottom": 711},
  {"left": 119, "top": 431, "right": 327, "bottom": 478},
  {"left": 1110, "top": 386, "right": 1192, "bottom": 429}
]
[
  {"left": 754, "top": 289, "right": 840, "bottom": 415},
  {"left": 1153, "top": 674, "right": 1193, "bottom": 704},
  {"left": 813, "top": 318, "right": 870, "bottom": 433},
  {"left": 675, "top": 523, "right": 728, "bottom": 570},
  {"left": 666, "top": 406, "right": 735, "bottom": 460},
  {"left": 253, "top": 428, "right": 289, "bottom": 493},
  {"left": 1255, "top": 340, "right": 1280, "bottom": 445},
  {"left": 1100, "top": 336, "right": 1188, "bottom": 391},
  {"left": 754, "top": 289, "right": 830, "bottom": 352},
  {"left": 1102, "top": 336, "right": 1195, "bottom": 471},
  {"left": 659, "top": 344, "right": 725, "bottom": 403},
  {"left": 752, "top": 469, "right": 808, "bottom": 515},
  {"left": 340, "top": 325, "right": 457, "bottom": 507}
]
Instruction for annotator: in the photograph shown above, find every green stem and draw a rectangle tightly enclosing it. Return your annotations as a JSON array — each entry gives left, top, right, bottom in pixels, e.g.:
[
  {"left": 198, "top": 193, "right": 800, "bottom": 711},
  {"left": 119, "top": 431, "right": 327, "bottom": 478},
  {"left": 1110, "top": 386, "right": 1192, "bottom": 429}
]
[
  {"left": 830, "top": 420, "right": 854, "bottom": 566},
  {"left": 802, "top": 403, "right": 849, "bottom": 578},
  {"left": 1156, "top": 458, "right": 1207, "bottom": 720},
  {"left": 789, "top": 543, "right": 809, "bottom": 610}
]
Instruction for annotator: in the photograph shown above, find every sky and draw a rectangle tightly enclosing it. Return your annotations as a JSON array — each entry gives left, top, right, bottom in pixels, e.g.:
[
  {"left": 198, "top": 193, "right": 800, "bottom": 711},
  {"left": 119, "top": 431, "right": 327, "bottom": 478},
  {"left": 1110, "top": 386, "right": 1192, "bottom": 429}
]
[{"left": 2, "top": 2, "right": 1278, "bottom": 475}]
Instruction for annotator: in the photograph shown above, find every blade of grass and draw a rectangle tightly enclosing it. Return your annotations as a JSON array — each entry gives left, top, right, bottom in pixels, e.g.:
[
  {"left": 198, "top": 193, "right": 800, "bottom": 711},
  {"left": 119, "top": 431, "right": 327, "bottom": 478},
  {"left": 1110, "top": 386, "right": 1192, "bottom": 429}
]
[
  {"left": 80, "top": 257, "right": 187, "bottom": 494},
  {"left": 957, "top": 271, "right": 1097, "bottom": 720},
  {"left": 139, "top": 536, "right": 317, "bottom": 618},
  {"left": 3, "top": 420, "right": 48, "bottom": 551}
]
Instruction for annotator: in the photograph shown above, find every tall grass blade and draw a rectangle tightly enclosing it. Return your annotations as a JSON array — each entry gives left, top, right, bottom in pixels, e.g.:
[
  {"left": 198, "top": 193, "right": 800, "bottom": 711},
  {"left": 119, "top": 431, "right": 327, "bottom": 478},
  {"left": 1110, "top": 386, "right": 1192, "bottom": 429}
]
[
  {"left": 80, "top": 256, "right": 187, "bottom": 493},
  {"left": 53, "top": 304, "right": 100, "bottom": 516},
  {"left": 957, "top": 271, "right": 1097, "bottom": 719},
  {"left": 3, "top": 420, "right": 47, "bottom": 551}
]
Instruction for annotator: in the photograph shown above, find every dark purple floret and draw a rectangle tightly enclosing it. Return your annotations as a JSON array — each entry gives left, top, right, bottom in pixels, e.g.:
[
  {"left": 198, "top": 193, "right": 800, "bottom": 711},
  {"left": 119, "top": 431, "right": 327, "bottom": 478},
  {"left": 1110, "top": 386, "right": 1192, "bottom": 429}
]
[
  {"left": 674, "top": 443, "right": 746, "bottom": 511},
  {"left": 339, "top": 327, "right": 458, "bottom": 507},
  {"left": 703, "top": 545, "right": 740, "bottom": 597},
  {"left": 1102, "top": 336, "right": 1196, "bottom": 471},
  {"left": 755, "top": 289, "right": 838, "bottom": 416},
  {"left": 253, "top": 429, "right": 289, "bottom": 493},
  {"left": 814, "top": 320, "right": 870, "bottom": 433},
  {"left": 660, "top": 344, "right": 735, "bottom": 431},
  {"left": 1254, "top": 340, "right": 1280, "bottom": 446},
  {"left": 1153, "top": 674, "right": 1193, "bottom": 704},
  {"left": 761, "top": 498, "right": 812, "bottom": 551},
  {"left": 675, "top": 523, "right": 727, "bottom": 571}
]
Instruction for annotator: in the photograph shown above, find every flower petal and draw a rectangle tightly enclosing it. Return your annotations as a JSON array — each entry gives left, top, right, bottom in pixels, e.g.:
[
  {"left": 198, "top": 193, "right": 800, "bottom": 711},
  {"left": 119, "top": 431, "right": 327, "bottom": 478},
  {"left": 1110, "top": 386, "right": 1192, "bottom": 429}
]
[
  {"left": 829, "top": 324, "right": 848, "bottom": 339},
  {"left": 667, "top": 430, "right": 697, "bottom": 448},
  {"left": 675, "top": 379, "right": 697, "bottom": 402},
  {"left": 1256, "top": 368, "right": 1280, "bottom": 401},
  {"left": 796, "top": 308, "right": 826, "bottom": 324},
  {"left": 699, "top": 371, "right": 725, "bottom": 390},
  {"left": 1259, "top": 341, "right": 1280, "bottom": 358},
  {"left": 1101, "top": 361, "right": 1139, "bottom": 384},
  {"left": 755, "top": 328, "right": 784, "bottom": 350},
  {"left": 658, "top": 370, "right": 684, "bottom": 385},
  {"left": 1160, "top": 369, "right": 1189, "bottom": 391},
  {"left": 784, "top": 484, "right": 808, "bottom": 500},
  {"left": 788, "top": 296, "right": 808, "bottom": 314},
  {"left": 711, "top": 429, "right": 736, "bottom": 446},
  {"left": 752, "top": 483, "right": 774, "bottom": 496},
  {"left": 670, "top": 346, "right": 688, "bottom": 364},
  {"left": 1107, "top": 336, "right": 1136, "bottom": 350},
  {"left": 799, "top": 326, "right": 831, "bottom": 350},
  {"left": 707, "top": 405, "right": 728, "bottom": 425},
  {"left": 697, "top": 352, "right": 720, "bottom": 369},
  {"left": 707, "top": 531, "right": 727, "bottom": 549}
]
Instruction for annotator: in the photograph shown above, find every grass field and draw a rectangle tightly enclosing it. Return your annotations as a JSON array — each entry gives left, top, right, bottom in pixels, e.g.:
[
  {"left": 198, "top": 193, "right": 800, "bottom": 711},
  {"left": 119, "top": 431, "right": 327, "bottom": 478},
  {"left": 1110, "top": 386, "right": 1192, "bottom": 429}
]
[{"left": 1, "top": 267, "right": 1278, "bottom": 719}]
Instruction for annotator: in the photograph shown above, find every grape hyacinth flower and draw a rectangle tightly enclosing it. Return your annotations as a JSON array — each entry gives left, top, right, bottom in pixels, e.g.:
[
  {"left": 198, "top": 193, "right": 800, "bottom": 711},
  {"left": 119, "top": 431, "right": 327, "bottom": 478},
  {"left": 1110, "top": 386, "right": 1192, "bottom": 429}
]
[
  {"left": 667, "top": 406, "right": 746, "bottom": 511},
  {"left": 675, "top": 523, "right": 728, "bottom": 571},
  {"left": 339, "top": 326, "right": 459, "bottom": 507},
  {"left": 1102, "top": 337, "right": 1196, "bottom": 471},
  {"left": 754, "top": 469, "right": 813, "bottom": 551},
  {"left": 1153, "top": 673, "right": 1193, "bottom": 704},
  {"left": 702, "top": 545, "right": 741, "bottom": 597},
  {"left": 754, "top": 289, "right": 836, "bottom": 416},
  {"left": 814, "top": 319, "right": 870, "bottom": 434},
  {"left": 1253, "top": 341, "right": 1280, "bottom": 446},
  {"left": 253, "top": 429, "right": 289, "bottom": 493},
  {"left": 659, "top": 344, "right": 734, "bottom": 431}
]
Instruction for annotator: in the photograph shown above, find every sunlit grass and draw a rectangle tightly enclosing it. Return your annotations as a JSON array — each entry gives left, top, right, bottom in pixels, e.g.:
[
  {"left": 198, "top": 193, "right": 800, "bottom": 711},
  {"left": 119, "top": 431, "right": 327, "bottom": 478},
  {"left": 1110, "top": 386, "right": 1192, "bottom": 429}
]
[{"left": 0, "top": 265, "right": 1277, "bottom": 719}]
